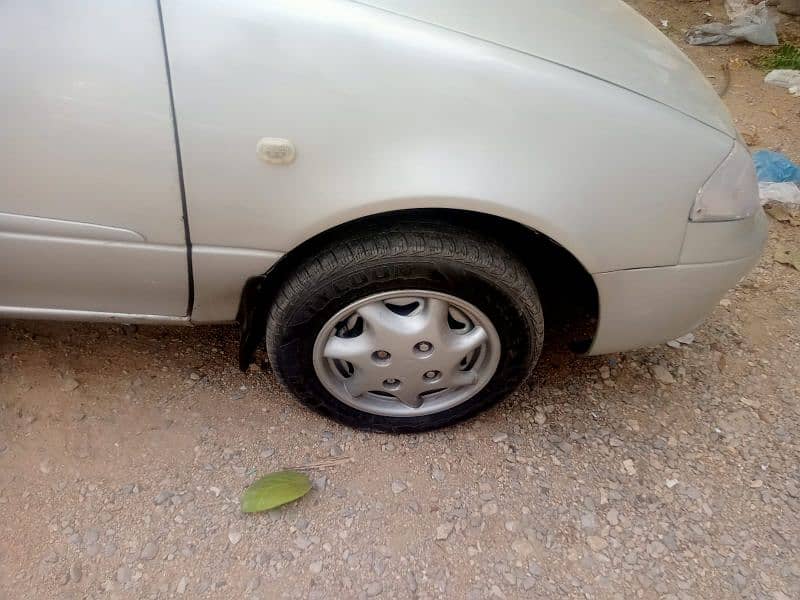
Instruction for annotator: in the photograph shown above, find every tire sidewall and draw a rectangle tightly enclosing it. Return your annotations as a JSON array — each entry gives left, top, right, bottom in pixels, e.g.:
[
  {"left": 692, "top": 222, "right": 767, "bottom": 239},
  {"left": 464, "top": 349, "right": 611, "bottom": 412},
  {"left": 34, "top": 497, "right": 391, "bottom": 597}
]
[{"left": 270, "top": 257, "right": 542, "bottom": 432}]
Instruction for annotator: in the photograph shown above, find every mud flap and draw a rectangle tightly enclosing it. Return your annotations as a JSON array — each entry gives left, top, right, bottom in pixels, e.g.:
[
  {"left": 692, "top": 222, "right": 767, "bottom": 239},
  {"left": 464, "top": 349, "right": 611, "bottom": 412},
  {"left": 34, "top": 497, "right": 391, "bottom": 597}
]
[{"left": 237, "top": 274, "right": 271, "bottom": 371}]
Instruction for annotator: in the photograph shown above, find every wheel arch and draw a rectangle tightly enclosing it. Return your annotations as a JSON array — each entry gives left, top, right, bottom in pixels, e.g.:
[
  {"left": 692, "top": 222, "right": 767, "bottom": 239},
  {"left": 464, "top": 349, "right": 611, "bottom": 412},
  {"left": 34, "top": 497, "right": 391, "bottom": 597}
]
[{"left": 237, "top": 208, "right": 599, "bottom": 370}]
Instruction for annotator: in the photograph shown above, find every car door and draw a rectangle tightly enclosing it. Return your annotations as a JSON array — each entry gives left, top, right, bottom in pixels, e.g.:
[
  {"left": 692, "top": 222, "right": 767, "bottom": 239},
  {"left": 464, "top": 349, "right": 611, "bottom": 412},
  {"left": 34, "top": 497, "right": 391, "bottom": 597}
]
[{"left": 0, "top": 0, "right": 189, "bottom": 318}]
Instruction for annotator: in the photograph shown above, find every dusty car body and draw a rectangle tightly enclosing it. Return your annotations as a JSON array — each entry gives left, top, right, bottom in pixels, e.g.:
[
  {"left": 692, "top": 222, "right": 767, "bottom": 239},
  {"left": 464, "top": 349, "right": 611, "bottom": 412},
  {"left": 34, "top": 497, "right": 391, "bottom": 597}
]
[{"left": 0, "top": 0, "right": 766, "bottom": 430}]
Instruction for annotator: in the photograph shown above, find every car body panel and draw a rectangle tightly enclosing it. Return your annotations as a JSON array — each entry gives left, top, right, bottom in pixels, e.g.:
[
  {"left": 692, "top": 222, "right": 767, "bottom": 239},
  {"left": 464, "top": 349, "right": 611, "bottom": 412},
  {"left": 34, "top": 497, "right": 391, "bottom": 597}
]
[
  {"left": 0, "top": 0, "right": 764, "bottom": 361},
  {"left": 0, "top": 234, "right": 188, "bottom": 315},
  {"left": 0, "top": 0, "right": 188, "bottom": 315},
  {"left": 191, "top": 246, "right": 281, "bottom": 322},
  {"left": 358, "top": 0, "right": 737, "bottom": 136},
  {"left": 589, "top": 253, "right": 763, "bottom": 355},
  {"left": 162, "top": 0, "right": 732, "bottom": 285}
]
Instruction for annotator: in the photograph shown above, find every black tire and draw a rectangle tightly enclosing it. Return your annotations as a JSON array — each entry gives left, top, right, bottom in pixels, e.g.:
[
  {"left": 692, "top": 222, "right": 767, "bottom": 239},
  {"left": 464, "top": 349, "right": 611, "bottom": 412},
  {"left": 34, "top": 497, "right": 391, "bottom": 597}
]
[{"left": 265, "top": 219, "right": 544, "bottom": 432}]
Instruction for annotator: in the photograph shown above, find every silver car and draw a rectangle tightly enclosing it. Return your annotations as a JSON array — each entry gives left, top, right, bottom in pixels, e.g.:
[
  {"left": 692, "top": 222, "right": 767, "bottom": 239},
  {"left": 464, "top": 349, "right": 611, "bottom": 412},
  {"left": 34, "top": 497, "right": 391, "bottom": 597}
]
[{"left": 1, "top": 0, "right": 767, "bottom": 431}]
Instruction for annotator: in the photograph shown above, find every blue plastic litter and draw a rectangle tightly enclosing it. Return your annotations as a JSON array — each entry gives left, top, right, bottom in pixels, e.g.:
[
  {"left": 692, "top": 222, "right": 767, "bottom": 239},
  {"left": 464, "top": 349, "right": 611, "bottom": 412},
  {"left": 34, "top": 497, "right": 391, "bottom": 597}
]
[{"left": 753, "top": 150, "right": 800, "bottom": 183}]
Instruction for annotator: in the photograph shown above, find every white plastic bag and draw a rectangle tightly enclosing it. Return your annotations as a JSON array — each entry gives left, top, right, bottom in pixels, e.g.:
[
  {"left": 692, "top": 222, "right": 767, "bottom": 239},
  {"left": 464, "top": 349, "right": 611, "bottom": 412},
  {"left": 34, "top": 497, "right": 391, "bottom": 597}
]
[{"left": 687, "top": 2, "right": 778, "bottom": 46}]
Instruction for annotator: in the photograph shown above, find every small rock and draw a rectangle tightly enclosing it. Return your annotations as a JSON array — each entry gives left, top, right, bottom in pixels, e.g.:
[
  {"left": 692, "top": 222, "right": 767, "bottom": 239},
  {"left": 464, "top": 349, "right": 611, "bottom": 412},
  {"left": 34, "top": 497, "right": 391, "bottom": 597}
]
[
  {"left": 492, "top": 432, "right": 508, "bottom": 443},
  {"left": 676, "top": 333, "right": 695, "bottom": 345},
  {"left": 116, "top": 566, "right": 132, "bottom": 584},
  {"left": 154, "top": 490, "right": 174, "bottom": 505},
  {"left": 719, "top": 299, "right": 731, "bottom": 308},
  {"left": 391, "top": 480, "right": 407, "bottom": 494},
  {"left": 606, "top": 509, "right": 619, "bottom": 526},
  {"left": 580, "top": 512, "right": 596, "bottom": 530},
  {"left": 83, "top": 528, "right": 100, "bottom": 546},
  {"left": 189, "top": 372, "right": 201, "bottom": 381},
  {"left": 650, "top": 365, "right": 675, "bottom": 385},
  {"left": 599, "top": 365, "right": 610, "bottom": 380},
  {"left": 176, "top": 576, "right": 188, "bottom": 595},
  {"left": 309, "top": 561, "right": 323, "bottom": 575},
  {"left": 435, "top": 523, "right": 454, "bottom": 541},
  {"left": 533, "top": 410, "right": 547, "bottom": 425},
  {"left": 740, "top": 397, "right": 761, "bottom": 409},
  {"left": 294, "top": 534, "right": 312, "bottom": 550},
  {"left": 665, "top": 479, "right": 679, "bottom": 489},
  {"left": 366, "top": 581, "right": 383, "bottom": 597},
  {"left": 481, "top": 501, "right": 498, "bottom": 516},
  {"left": 329, "top": 444, "right": 344, "bottom": 457},
  {"left": 228, "top": 529, "right": 242, "bottom": 546},
  {"left": 750, "top": 479, "right": 764, "bottom": 489},
  {"left": 43, "top": 550, "right": 59, "bottom": 564},
  {"left": 259, "top": 448, "right": 275, "bottom": 459},
  {"left": 512, "top": 538, "right": 534, "bottom": 557},
  {"left": 69, "top": 563, "right": 82, "bottom": 583},
  {"left": 587, "top": 536, "right": 608, "bottom": 552},
  {"left": 622, "top": 459, "right": 637, "bottom": 476},
  {"left": 647, "top": 540, "right": 667, "bottom": 558},
  {"left": 140, "top": 541, "right": 158, "bottom": 561},
  {"left": 61, "top": 377, "right": 80, "bottom": 392}
]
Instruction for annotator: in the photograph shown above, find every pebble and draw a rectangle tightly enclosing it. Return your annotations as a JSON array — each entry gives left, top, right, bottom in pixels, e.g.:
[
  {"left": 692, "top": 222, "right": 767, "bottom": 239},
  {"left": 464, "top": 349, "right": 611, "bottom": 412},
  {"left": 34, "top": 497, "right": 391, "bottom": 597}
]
[
  {"left": 650, "top": 365, "right": 675, "bottom": 385},
  {"left": 61, "top": 377, "right": 80, "bottom": 392},
  {"left": 587, "top": 536, "right": 608, "bottom": 552},
  {"left": 83, "top": 528, "right": 99, "bottom": 546},
  {"left": 647, "top": 540, "right": 667, "bottom": 558},
  {"left": 154, "top": 490, "right": 174, "bottom": 505},
  {"left": 492, "top": 432, "right": 508, "bottom": 443},
  {"left": 390, "top": 480, "right": 407, "bottom": 494},
  {"left": 606, "top": 508, "right": 619, "bottom": 526},
  {"left": 116, "top": 565, "right": 132, "bottom": 584},
  {"left": 176, "top": 576, "right": 188, "bottom": 595},
  {"left": 228, "top": 529, "right": 242, "bottom": 546},
  {"left": 534, "top": 410, "right": 547, "bottom": 425},
  {"left": 140, "top": 541, "right": 158, "bottom": 561},
  {"left": 309, "top": 561, "right": 323, "bottom": 574},
  {"left": 481, "top": 501, "right": 499, "bottom": 516},
  {"left": 435, "top": 523, "right": 454, "bottom": 541},
  {"left": 69, "top": 563, "right": 82, "bottom": 583},
  {"left": 366, "top": 581, "right": 383, "bottom": 597},
  {"left": 511, "top": 538, "right": 534, "bottom": 557},
  {"left": 260, "top": 448, "right": 275, "bottom": 458}
]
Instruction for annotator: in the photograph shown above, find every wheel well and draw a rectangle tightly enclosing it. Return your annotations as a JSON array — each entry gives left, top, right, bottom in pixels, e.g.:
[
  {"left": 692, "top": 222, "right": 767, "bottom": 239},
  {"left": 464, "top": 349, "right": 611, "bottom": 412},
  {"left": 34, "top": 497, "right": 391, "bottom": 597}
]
[{"left": 237, "top": 209, "right": 599, "bottom": 369}]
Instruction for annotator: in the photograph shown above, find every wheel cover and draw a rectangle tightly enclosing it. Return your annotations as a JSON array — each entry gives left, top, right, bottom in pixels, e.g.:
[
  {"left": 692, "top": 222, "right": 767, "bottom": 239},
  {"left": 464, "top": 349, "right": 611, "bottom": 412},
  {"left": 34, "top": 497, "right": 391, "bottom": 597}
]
[{"left": 312, "top": 290, "right": 501, "bottom": 417}]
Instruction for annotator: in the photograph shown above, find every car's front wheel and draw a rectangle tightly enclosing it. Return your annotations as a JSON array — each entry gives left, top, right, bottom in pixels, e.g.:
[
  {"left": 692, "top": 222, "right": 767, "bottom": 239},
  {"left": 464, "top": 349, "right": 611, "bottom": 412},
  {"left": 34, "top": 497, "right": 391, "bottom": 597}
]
[{"left": 265, "top": 220, "right": 544, "bottom": 432}]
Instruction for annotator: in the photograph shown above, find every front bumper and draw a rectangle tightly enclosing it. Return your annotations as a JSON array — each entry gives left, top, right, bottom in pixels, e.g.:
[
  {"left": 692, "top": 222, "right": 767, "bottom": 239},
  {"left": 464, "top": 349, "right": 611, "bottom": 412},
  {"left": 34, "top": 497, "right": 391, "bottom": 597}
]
[{"left": 587, "top": 209, "right": 768, "bottom": 355}]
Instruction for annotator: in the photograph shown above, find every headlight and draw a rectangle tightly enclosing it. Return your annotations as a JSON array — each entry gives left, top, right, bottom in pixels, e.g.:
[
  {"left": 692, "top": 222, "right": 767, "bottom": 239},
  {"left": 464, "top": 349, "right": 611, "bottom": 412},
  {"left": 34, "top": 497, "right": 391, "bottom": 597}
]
[{"left": 690, "top": 141, "right": 759, "bottom": 222}]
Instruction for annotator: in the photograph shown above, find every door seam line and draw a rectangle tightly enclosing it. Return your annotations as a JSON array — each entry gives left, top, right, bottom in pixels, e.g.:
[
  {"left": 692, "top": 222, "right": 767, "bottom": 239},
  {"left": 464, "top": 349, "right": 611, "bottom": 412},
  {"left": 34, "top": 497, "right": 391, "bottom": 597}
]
[{"left": 156, "top": 0, "right": 195, "bottom": 317}]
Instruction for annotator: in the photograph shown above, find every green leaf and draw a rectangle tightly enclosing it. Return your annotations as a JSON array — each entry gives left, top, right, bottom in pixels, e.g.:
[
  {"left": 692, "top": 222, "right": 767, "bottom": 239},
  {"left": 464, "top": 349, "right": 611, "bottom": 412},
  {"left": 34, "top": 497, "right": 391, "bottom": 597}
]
[{"left": 240, "top": 470, "right": 312, "bottom": 513}]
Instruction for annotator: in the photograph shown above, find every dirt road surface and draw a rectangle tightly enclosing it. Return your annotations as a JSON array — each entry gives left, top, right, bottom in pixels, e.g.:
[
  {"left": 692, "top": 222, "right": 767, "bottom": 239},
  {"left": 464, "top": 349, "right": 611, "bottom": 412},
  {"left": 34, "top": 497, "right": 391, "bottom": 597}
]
[{"left": 2, "top": 2, "right": 800, "bottom": 599}]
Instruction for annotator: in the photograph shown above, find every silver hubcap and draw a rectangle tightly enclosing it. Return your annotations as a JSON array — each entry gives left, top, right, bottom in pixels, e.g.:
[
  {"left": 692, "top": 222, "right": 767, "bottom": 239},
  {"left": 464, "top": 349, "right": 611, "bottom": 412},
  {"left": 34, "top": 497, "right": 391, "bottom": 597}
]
[{"left": 312, "top": 290, "right": 501, "bottom": 417}]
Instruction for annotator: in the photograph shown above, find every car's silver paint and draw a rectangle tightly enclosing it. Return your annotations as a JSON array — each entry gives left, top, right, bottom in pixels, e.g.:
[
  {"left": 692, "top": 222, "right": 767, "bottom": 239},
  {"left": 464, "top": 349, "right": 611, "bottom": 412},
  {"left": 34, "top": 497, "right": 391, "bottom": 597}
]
[
  {"left": 0, "top": 0, "right": 188, "bottom": 315},
  {"left": 589, "top": 253, "right": 763, "bottom": 355},
  {"left": 0, "top": 0, "right": 764, "bottom": 358},
  {"left": 0, "top": 213, "right": 145, "bottom": 243},
  {"left": 162, "top": 0, "right": 732, "bottom": 278},
  {"left": 358, "top": 0, "right": 736, "bottom": 136},
  {"left": 191, "top": 246, "right": 282, "bottom": 322},
  {"left": 0, "top": 234, "right": 188, "bottom": 315},
  {"left": 680, "top": 210, "right": 768, "bottom": 265}
]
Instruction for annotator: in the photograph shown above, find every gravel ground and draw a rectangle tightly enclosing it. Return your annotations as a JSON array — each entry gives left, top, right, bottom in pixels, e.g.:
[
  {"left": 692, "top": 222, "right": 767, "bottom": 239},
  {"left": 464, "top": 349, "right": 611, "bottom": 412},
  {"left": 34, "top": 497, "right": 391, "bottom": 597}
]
[{"left": 2, "top": 2, "right": 800, "bottom": 599}]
